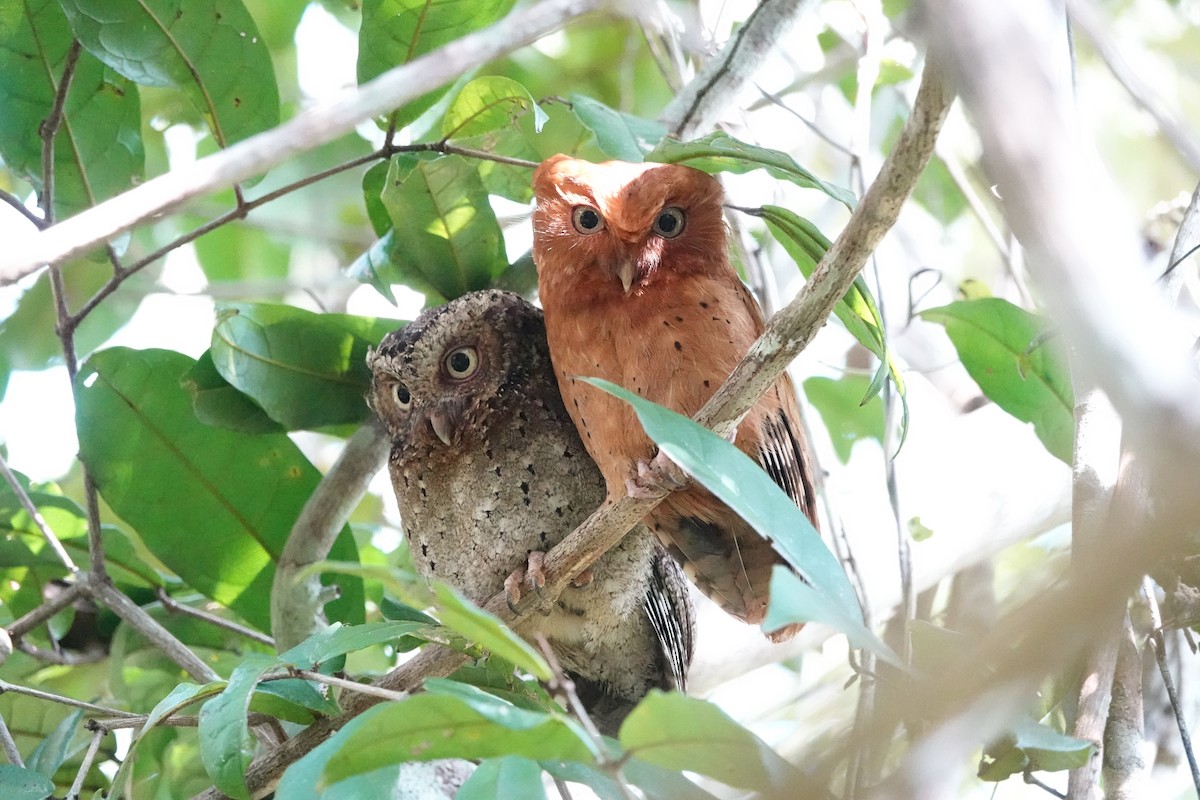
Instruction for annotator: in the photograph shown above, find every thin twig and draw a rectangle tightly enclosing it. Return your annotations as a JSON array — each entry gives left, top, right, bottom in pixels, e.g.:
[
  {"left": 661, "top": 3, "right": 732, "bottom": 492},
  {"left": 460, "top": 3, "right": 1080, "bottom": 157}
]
[
  {"left": 3, "top": 0, "right": 604, "bottom": 281},
  {"left": 39, "top": 40, "right": 83, "bottom": 227},
  {"left": 0, "top": 451, "right": 79, "bottom": 575},
  {"left": 0, "top": 679, "right": 138, "bottom": 718},
  {"left": 290, "top": 669, "right": 409, "bottom": 704},
  {"left": 436, "top": 142, "right": 539, "bottom": 167},
  {"left": 91, "top": 579, "right": 221, "bottom": 684},
  {"left": 1023, "top": 769, "right": 1066, "bottom": 798},
  {"left": 91, "top": 712, "right": 277, "bottom": 732},
  {"left": 534, "top": 635, "right": 635, "bottom": 800},
  {"left": 15, "top": 640, "right": 106, "bottom": 666},
  {"left": 82, "top": 474, "right": 108, "bottom": 583},
  {"left": 68, "top": 138, "right": 534, "bottom": 333},
  {"left": 1065, "top": 0, "right": 1200, "bottom": 173},
  {"left": 7, "top": 582, "right": 84, "bottom": 639},
  {"left": 659, "top": 0, "right": 810, "bottom": 138},
  {"left": 156, "top": 590, "right": 274, "bottom": 648},
  {"left": 0, "top": 713, "right": 23, "bottom": 767},
  {"left": 1141, "top": 576, "right": 1200, "bottom": 794},
  {"left": 67, "top": 728, "right": 106, "bottom": 800},
  {"left": 755, "top": 86, "right": 854, "bottom": 157},
  {"left": 0, "top": 190, "right": 44, "bottom": 228}
]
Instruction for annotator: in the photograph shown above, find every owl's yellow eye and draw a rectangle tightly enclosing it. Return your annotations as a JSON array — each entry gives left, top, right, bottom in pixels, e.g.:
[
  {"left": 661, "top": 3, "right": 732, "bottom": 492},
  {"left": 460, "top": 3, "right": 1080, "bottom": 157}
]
[
  {"left": 392, "top": 383, "right": 412, "bottom": 408},
  {"left": 571, "top": 206, "right": 604, "bottom": 234},
  {"left": 444, "top": 347, "right": 479, "bottom": 379},
  {"left": 652, "top": 207, "right": 685, "bottom": 238}
]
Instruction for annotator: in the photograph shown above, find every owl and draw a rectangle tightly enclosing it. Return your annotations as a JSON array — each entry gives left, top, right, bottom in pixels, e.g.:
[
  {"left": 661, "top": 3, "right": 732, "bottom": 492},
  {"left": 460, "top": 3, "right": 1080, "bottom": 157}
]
[
  {"left": 532, "top": 155, "right": 819, "bottom": 642},
  {"left": 367, "top": 289, "right": 694, "bottom": 733}
]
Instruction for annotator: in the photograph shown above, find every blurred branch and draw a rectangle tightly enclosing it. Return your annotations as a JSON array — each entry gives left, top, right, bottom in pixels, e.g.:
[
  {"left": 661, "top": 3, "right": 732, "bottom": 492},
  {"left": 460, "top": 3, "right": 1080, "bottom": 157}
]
[
  {"left": 1142, "top": 577, "right": 1200, "bottom": 793},
  {"left": 2, "top": 0, "right": 602, "bottom": 283},
  {"left": 660, "top": 0, "right": 814, "bottom": 138},
  {"left": 0, "top": 713, "right": 22, "bottom": 767},
  {"left": 1065, "top": 388, "right": 1122, "bottom": 800},
  {"left": 861, "top": 1, "right": 1200, "bottom": 795},
  {"left": 1101, "top": 615, "right": 1147, "bottom": 799},
  {"left": 0, "top": 427, "right": 78, "bottom": 577},
  {"left": 271, "top": 418, "right": 391, "bottom": 651},
  {"left": 1066, "top": 0, "right": 1200, "bottom": 174}
]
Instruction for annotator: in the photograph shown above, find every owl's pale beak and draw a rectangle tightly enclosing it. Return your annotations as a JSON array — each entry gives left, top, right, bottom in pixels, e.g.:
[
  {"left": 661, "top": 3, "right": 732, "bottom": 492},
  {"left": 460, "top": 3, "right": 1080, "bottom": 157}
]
[
  {"left": 617, "top": 259, "right": 635, "bottom": 294},
  {"left": 427, "top": 409, "right": 456, "bottom": 446}
]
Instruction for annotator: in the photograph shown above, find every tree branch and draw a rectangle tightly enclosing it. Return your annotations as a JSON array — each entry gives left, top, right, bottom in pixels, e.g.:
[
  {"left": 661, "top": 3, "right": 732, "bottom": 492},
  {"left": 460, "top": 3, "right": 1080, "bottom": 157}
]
[
  {"left": 90, "top": 578, "right": 220, "bottom": 684},
  {"left": 271, "top": 418, "right": 391, "bottom": 651},
  {"left": 1, "top": 0, "right": 602, "bottom": 283},
  {"left": 659, "top": 0, "right": 814, "bottom": 138}
]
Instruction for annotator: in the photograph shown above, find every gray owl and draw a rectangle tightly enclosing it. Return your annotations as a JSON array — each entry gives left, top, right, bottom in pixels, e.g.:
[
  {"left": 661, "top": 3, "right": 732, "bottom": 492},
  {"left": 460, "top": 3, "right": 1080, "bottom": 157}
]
[{"left": 367, "top": 289, "right": 694, "bottom": 733}]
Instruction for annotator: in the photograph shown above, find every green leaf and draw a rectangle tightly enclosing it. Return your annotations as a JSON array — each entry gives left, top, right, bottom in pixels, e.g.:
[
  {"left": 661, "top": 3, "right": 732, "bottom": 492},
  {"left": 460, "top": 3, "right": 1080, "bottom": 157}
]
[
  {"left": 280, "top": 621, "right": 427, "bottom": 667},
  {"left": 75, "top": 348, "right": 364, "bottom": 631},
  {"left": 354, "top": 155, "right": 508, "bottom": 303},
  {"left": 0, "top": 0, "right": 143, "bottom": 219},
  {"left": 379, "top": 596, "right": 438, "bottom": 626},
  {"left": 252, "top": 678, "right": 340, "bottom": 722},
  {"left": 210, "top": 303, "right": 399, "bottom": 430},
  {"left": 357, "top": 0, "right": 517, "bottom": 128},
  {"left": 182, "top": 349, "right": 284, "bottom": 434},
  {"left": 442, "top": 76, "right": 547, "bottom": 139},
  {"left": 362, "top": 161, "right": 392, "bottom": 237},
  {"left": 569, "top": 94, "right": 666, "bottom": 161},
  {"left": 619, "top": 691, "right": 799, "bottom": 793},
  {"left": 458, "top": 756, "right": 546, "bottom": 800},
  {"left": 108, "top": 681, "right": 225, "bottom": 792},
  {"left": 0, "top": 764, "right": 54, "bottom": 800},
  {"left": 648, "top": 132, "right": 856, "bottom": 208},
  {"left": 623, "top": 758, "right": 722, "bottom": 800},
  {"left": 764, "top": 567, "right": 896, "bottom": 662},
  {"left": 803, "top": 375, "right": 885, "bottom": 464},
  {"left": 584, "top": 379, "right": 890, "bottom": 654},
  {"left": 60, "top": 0, "right": 280, "bottom": 147},
  {"left": 277, "top": 714, "right": 466, "bottom": 800},
  {"left": 979, "top": 719, "right": 1093, "bottom": 780},
  {"left": 431, "top": 582, "right": 552, "bottom": 681},
  {"left": 199, "top": 653, "right": 279, "bottom": 800},
  {"left": 321, "top": 691, "right": 596, "bottom": 785},
  {"left": 757, "top": 205, "right": 907, "bottom": 438},
  {"left": 26, "top": 707, "right": 83, "bottom": 779},
  {"left": 920, "top": 299, "right": 1074, "bottom": 463}
]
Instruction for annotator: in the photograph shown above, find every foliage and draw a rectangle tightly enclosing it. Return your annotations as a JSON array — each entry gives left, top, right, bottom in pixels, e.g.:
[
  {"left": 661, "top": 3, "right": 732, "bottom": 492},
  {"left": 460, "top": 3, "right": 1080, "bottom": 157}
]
[{"left": 0, "top": 0, "right": 1181, "bottom": 798}]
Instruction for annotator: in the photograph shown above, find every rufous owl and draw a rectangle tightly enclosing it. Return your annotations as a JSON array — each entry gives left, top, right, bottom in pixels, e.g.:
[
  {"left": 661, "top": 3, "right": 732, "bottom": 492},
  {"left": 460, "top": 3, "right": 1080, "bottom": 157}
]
[
  {"left": 367, "top": 289, "right": 694, "bottom": 732},
  {"left": 532, "top": 155, "right": 819, "bottom": 641}
]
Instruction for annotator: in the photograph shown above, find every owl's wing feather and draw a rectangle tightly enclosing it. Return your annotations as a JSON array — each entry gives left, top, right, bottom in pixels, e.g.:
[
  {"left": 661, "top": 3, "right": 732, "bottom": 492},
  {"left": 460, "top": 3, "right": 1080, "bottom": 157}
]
[
  {"left": 757, "top": 378, "right": 820, "bottom": 525},
  {"left": 643, "top": 544, "right": 696, "bottom": 692}
]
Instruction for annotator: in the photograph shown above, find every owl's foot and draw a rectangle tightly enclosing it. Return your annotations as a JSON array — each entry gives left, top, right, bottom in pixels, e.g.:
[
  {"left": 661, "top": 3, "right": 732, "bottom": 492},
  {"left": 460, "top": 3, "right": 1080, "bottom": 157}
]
[
  {"left": 570, "top": 567, "right": 594, "bottom": 588},
  {"left": 625, "top": 449, "right": 691, "bottom": 500},
  {"left": 505, "top": 551, "right": 552, "bottom": 616}
]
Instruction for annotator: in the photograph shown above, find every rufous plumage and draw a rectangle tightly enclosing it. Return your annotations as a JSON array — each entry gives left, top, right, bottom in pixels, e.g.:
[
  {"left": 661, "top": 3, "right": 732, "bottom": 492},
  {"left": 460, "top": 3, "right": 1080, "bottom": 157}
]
[{"left": 532, "top": 155, "right": 819, "bottom": 641}]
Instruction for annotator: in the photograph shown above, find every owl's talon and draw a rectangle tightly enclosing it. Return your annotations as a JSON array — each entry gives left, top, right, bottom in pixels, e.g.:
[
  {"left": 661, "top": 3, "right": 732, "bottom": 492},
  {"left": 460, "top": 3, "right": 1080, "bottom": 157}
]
[
  {"left": 505, "top": 551, "right": 553, "bottom": 615},
  {"left": 571, "top": 567, "right": 594, "bottom": 588},
  {"left": 626, "top": 450, "right": 690, "bottom": 499}
]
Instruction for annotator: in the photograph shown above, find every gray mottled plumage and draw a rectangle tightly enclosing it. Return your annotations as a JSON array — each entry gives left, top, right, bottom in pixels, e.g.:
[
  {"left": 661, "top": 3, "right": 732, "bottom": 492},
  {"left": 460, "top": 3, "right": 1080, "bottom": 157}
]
[{"left": 367, "top": 289, "right": 694, "bottom": 733}]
